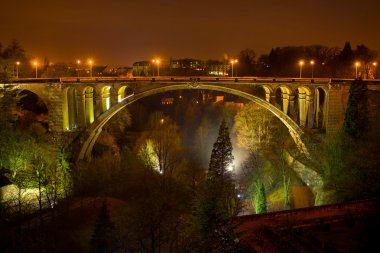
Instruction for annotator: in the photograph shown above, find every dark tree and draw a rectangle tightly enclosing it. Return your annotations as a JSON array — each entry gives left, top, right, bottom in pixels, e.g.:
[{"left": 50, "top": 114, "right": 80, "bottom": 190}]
[
  {"left": 237, "top": 48, "right": 256, "bottom": 76},
  {"left": 2, "top": 39, "right": 26, "bottom": 60},
  {"left": 90, "top": 201, "right": 116, "bottom": 253},
  {"left": 195, "top": 120, "right": 239, "bottom": 239},
  {"left": 208, "top": 120, "right": 234, "bottom": 179},
  {"left": 343, "top": 78, "right": 369, "bottom": 139},
  {"left": 339, "top": 42, "right": 354, "bottom": 63}
]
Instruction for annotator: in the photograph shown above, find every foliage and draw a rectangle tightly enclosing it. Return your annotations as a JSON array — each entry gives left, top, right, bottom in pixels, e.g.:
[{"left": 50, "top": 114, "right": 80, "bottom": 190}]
[
  {"left": 253, "top": 179, "right": 267, "bottom": 214},
  {"left": 233, "top": 102, "right": 276, "bottom": 152},
  {"left": 194, "top": 176, "right": 239, "bottom": 235},
  {"left": 242, "top": 155, "right": 269, "bottom": 214},
  {"left": 138, "top": 138, "right": 159, "bottom": 171},
  {"left": 0, "top": 86, "right": 73, "bottom": 213}
]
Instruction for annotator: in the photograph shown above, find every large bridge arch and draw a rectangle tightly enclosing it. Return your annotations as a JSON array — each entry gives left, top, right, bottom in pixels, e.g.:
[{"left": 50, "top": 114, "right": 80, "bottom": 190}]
[{"left": 77, "top": 83, "right": 311, "bottom": 162}]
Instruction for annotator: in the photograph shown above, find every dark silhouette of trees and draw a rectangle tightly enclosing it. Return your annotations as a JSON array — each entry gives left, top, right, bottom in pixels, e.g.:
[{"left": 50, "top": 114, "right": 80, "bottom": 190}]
[
  {"left": 2, "top": 39, "right": 26, "bottom": 60},
  {"left": 90, "top": 201, "right": 117, "bottom": 253},
  {"left": 257, "top": 42, "right": 377, "bottom": 78},
  {"left": 0, "top": 39, "right": 30, "bottom": 80},
  {"left": 343, "top": 78, "right": 369, "bottom": 138},
  {"left": 237, "top": 48, "right": 256, "bottom": 76}
]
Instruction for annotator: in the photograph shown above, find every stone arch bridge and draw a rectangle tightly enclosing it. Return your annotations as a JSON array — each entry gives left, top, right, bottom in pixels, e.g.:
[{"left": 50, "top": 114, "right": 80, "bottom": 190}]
[{"left": 2, "top": 76, "right": 377, "bottom": 162}]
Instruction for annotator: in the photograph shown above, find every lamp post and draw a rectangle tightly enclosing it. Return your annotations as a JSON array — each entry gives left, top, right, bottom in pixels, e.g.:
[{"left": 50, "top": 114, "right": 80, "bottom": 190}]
[
  {"left": 235, "top": 60, "right": 238, "bottom": 77},
  {"left": 76, "top": 60, "right": 81, "bottom": 77},
  {"left": 33, "top": 61, "right": 38, "bottom": 78},
  {"left": 230, "top": 59, "right": 238, "bottom": 77},
  {"left": 152, "top": 59, "right": 160, "bottom": 77},
  {"left": 89, "top": 60, "right": 93, "bottom": 77},
  {"left": 299, "top": 60, "right": 304, "bottom": 78},
  {"left": 355, "top": 61, "right": 360, "bottom": 78},
  {"left": 373, "top": 62, "right": 378, "bottom": 79},
  {"left": 16, "top": 61, "right": 20, "bottom": 79},
  {"left": 310, "top": 60, "right": 315, "bottom": 78}
]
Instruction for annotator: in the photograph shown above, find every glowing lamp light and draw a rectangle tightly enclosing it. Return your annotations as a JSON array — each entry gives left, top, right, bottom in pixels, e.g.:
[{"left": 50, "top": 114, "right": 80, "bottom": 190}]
[
  {"left": 152, "top": 59, "right": 160, "bottom": 76},
  {"left": 16, "top": 61, "right": 20, "bottom": 78},
  {"left": 230, "top": 59, "right": 238, "bottom": 77},
  {"left": 227, "top": 164, "right": 234, "bottom": 172},
  {"left": 355, "top": 61, "right": 360, "bottom": 78},
  {"left": 299, "top": 60, "right": 304, "bottom": 78},
  {"left": 33, "top": 61, "right": 38, "bottom": 78},
  {"left": 310, "top": 60, "right": 315, "bottom": 78},
  {"left": 89, "top": 60, "right": 93, "bottom": 77}
]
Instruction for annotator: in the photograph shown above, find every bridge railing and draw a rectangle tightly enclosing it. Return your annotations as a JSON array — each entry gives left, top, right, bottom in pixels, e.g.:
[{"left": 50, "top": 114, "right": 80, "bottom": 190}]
[
  {"left": 6, "top": 76, "right": 380, "bottom": 85},
  {"left": 58, "top": 76, "right": 334, "bottom": 84}
]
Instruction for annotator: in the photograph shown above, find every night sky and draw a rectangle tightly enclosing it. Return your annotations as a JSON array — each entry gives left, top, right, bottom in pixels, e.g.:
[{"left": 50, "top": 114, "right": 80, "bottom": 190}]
[{"left": 1, "top": 0, "right": 379, "bottom": 66}]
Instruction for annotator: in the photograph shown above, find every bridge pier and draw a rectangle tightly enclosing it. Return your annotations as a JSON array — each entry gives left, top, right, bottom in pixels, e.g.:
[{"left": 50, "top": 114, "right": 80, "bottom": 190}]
[
  {"left": 288, "top": 95, "right": 296, "bottom": 119},
  {"left": 307, "top": 92, "right": 315, "bottom": 128},
  {"left": 85, "top": 88, "right": 95, "bottom": 126},
  {"left": 76, "top": 89, "right": 86, "bottom": 129},
  {"left": 281, "top": 92, "right": 290, "bottom": 115},
  {"left": 298, "top": 90, "right": 308, "bottom": 127}
]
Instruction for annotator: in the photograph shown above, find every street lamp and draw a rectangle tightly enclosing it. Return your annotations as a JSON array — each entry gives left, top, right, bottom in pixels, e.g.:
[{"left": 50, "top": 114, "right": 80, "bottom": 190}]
[
  {"left": 299, "top": 60, "right": 304, "bottom": 78},
  {"left": 152, "top": 59, "right": 160, "bottom": 77},
  {"left": 230, "top": 59, "right": 238, "bottom": 77},
  {"left": 33, "top": 61, "right": 38, "bottom": 78},
  {"left": 89, "top": 60, "right": 93, "bottom": 77},
  {"left": 355, "top": 61, "right": 360, "bottom": 78},
  {"left": 16, "top": 61, "right": 20, "bottom": 79},
  {"left": 310, "top": 60, "right": 315, "bottom": 78},
  {"left": 373, "top": 62, "right": 378, "bottom": 79},
  {"left": 76, "top": 60, "right": 81, "bottom": 77}
]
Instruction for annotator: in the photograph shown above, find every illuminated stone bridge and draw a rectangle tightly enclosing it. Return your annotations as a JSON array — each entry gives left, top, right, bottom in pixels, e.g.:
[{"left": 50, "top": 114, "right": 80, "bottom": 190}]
[{"left": 2, "top": 76, "right": 377, "bottom": 162}]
